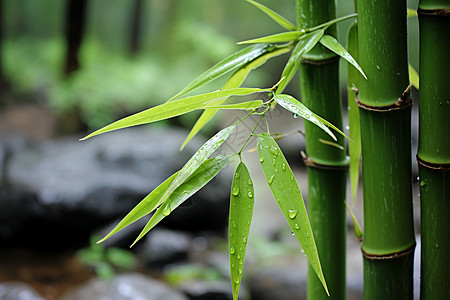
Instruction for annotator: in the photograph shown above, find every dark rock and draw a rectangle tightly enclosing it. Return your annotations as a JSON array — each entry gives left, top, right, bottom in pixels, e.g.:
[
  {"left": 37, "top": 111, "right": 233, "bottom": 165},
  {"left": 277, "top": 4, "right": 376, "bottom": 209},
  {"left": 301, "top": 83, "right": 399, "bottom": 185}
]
[
  {"left": 0, "top": 127, "right": 231, "bottom": 248},
  {"left": 0, "top": 282, "right": 47, "bottom": 300},
  {"left": 247, "top": 264, "right": 307, "bottom": 300},
  {"left": 178, "top": 281, "right": 238, "bottom": 300},
  {"left": 58, "top": 273, "right": 188, "bottom": 300},
  {"left": 140, "top": 229, "right": 192, "bottom": 267}
]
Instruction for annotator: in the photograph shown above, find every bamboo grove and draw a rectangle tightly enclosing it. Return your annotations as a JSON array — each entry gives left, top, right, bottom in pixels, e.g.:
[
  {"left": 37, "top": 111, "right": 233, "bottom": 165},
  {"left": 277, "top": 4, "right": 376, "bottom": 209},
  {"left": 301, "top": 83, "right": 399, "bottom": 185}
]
[{"left": 81, "top": 0, "right": 449, "bottom": 299}]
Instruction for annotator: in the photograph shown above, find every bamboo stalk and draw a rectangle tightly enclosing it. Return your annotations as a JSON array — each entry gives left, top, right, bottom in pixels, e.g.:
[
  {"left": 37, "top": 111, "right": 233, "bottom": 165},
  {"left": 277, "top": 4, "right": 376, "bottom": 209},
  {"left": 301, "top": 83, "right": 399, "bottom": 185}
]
[
  {"left": 296, "top": 1, "right": 348, "bottom": 299},
  {"left": 356, "top": 0, "right": 416, "bottom": 298},
  {"left": 417, "top": 1, "right": 450, "bottom": 298}
]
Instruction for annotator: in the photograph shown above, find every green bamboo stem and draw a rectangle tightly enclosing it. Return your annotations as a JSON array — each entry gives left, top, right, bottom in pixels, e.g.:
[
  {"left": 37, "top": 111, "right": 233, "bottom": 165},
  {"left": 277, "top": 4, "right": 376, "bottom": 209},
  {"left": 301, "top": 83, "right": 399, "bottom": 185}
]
[
  {"left": 356, "top": 0, "right": 416, "bottom": 298},
  {"left": 296, "top": 1, "right": 348, "bottom": 299},
  {"left": 417, "top": 1, "right": 450, "bottom": 298}
]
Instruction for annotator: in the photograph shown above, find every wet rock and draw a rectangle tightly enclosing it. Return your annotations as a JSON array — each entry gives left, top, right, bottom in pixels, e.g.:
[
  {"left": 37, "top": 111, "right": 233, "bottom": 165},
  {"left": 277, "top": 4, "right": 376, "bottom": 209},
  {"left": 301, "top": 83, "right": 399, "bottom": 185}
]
[
  {"left": 247, "top": 264, "right": 307, "bottom": 300},
  {"left": 0, "top": 282, "right": 47, "bottom": 300},
  {"left": 58, "top": 273, "right": 188, "bottom": 300},
  {"left": 140, "top": 229, "right": 192, "bottom": 267},
  {"left": 178, "top": 281, "right": 237, "bottom": 300},
  {"left": 0, "top": 128, "right": 231, "bottom": 248}
]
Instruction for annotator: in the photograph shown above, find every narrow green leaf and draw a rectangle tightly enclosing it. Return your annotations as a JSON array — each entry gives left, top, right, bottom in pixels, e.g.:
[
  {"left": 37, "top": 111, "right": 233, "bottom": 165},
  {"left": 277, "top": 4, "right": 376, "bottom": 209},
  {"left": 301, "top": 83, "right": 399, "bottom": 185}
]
[
  {"left": 132, "top": 155, "right": 231, "bottom": 246},
  {"left": 257, "top": 133, "right": 328, "bottom": 295},
  {"left": 81, "top": 88, "right": 268, "bottom": 140},
  {"left": 319, "top": 35, "right": 368, "bottom": 80},
  {"left": 170, "top": 44, "right": 271, "bottom": 100},
  {"left": 205, "top": 100, "right": 263, "bottom": 110},
  {"left": 274, "top": 94, "right": 337, "bottom": 141},
  {"left": 409, "top": 64, "right": 419, "bottom": 90},
  {"left": 159, "top": 125, "right": 236, "bottom": 207},
  {"left": 275, "top": 30, "right": 324, "bottom": 94},
  {"left": 344, "top": 201, "right": 363, "bottom": 239},
  {"left": 229, "top": 162, "right": 254, "bottom": 300},
  {"left": 347, "top": 21, "right": 361, "bottom": 205},
  {"left": 180, "top": 46, "right": 291, "bottom": 150},
  {"left": 246, "top": 0, "right": 297, "bottom": 31},
  {"left": 97, "top": 171, "right": 179, "bottom": 244},
  {"left": 238, "top": 31, "right": 303, "bottom": 45}
]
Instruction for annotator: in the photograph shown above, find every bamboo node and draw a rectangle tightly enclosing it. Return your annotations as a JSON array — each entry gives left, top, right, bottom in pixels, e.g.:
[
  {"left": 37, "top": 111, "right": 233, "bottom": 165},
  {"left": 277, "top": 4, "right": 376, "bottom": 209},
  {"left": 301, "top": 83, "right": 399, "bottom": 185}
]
[
  {"left": 356, "top": 85, "right": 413, "bottom": 112},
  {"left": 362, "top": 243, "right": 416, "bottom": 261},
  {"left": 417, "top": 8, "right": 450, "bottom": 16},
  {"left": 301, "top": 55, "right": 340, "bottom": 65},
  {"left": 301, "top": 151, "right": 349, "bottom": 171},
  {"left": 417, "top": 155, "right": 450, "bottom": 172}
]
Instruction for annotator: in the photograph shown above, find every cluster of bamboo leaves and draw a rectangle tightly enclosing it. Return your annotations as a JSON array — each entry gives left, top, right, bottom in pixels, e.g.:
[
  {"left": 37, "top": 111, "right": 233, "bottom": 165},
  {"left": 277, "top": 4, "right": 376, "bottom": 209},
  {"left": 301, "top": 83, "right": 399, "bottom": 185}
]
[{"left": 82, "top": 1, "right": 367, "bottom": 299}]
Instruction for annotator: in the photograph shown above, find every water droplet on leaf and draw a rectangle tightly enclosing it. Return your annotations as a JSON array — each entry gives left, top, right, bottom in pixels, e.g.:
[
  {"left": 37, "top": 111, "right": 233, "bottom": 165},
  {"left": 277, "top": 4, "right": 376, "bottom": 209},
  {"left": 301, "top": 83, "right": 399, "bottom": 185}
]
[
  {"left": 162, "top": 204, "right": 171, "bottom": 216},
  {"left": 288, "top": 209, "right": 298, "bottom": 219},
  {"left": 232, "top": 186, "right": 240, "bottom": 196},
  {"left": 259, "top": 156, "right": 264, "bottom": 163},
  {"left": 247, "top": 191, "right": 253, "bottom": 198},
  {"left": 230, "top": 247, "right": 236, "bottom": 254},
  {"left": 268, "top": 174, "right": 275, "bottom": 185}
]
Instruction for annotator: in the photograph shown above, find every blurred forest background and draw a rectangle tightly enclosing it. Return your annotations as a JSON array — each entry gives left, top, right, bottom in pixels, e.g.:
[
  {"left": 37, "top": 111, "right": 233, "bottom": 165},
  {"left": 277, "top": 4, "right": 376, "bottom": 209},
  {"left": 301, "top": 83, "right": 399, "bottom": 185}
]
[{"left": 0, "top": 0, "right": 418, "bottom": 136}]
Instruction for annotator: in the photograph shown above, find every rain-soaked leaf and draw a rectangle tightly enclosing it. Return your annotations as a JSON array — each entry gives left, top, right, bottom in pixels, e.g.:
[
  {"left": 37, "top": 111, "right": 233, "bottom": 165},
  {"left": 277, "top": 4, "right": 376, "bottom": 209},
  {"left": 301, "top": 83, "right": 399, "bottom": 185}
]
[
  {"left": 180, "top": 46, "right": 291, "bottom": 150},
  {"left": 347, "top": 21, "right": 361, "bottom": 205},
  {"left": 409, "top": 64, "right": 419, "bottom": 90},
  {"left": 81, "top": 88, "right": 268, "bottom": 140},
  {"left": 170, "top": 44, "right": 271, "bottom": 100},
  {"left": 238, "top": 31, "right": 303, "bottom": 45},
  {"left": 344, "top": 201, "right": 363, "bottom": 239},
  {"left": 275, "top": 30, "right": 324, "bottom": 94},
  {"left": 257, "top": 133, "right": 328, "bottom": 295},
  {"left": 229, "top": 162, "right": 254, "bottom": 300},
  {"left": 97, "top": 171, "right": 179, "bottom": 244},
  {"left": 274, "top": 94, "right": 338, "bottom": 141},
  {"left": 205, "top": 100, "right": 264, "bottom": 110},
  {"left": 246, "top": 0, "right": 297, "bottom": 31},
  {"left": 132, "top": 155, "right": 231, "bottom": 246},
  {"left": 319, "top": 35, "right": 367, "bottom": 80}
]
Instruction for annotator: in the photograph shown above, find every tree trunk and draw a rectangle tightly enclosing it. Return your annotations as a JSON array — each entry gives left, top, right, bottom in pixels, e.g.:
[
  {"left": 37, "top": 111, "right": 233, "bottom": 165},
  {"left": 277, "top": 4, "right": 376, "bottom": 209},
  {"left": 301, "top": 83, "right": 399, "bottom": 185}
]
[
  {"left": 296, "top": 1, "right": 348, "bottom": 299},
  {"left": 129, "top": 0, "right": 144, "bottom": 56},
  {"left": 356, "top": 0, "right": 416, "bottom": 298},
  {"left": 417, "top": 1, "right": 450, "bottom": 298},
  {"left": 64, "top": 0, "right": 87, "bottom": 75}
]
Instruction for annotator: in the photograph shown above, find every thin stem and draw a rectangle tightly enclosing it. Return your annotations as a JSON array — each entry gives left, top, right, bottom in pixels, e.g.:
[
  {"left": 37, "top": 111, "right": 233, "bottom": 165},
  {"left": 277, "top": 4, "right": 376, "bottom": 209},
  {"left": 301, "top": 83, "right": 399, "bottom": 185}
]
[
  {"left": 237, "top": 115, "right": 265, "bottom": 155},
  {"left": 307, "top": 13, "right": 357, "bottom": 32}
]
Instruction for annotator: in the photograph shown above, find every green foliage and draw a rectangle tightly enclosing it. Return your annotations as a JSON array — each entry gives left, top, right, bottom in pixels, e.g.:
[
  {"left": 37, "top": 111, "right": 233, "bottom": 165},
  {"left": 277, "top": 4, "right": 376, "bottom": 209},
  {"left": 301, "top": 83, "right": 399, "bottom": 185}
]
[
  {"left": 76, "top": 235, "right": 137, "bottom": 280},
  {"left": 229, "top": 162, "right": 254, "bottom": 300},
  {"left": 164, "top": 264, "right": 222, "bottom": 285},
  {"left": 82, "top": 1, "right": 365, "bottom": 296}
]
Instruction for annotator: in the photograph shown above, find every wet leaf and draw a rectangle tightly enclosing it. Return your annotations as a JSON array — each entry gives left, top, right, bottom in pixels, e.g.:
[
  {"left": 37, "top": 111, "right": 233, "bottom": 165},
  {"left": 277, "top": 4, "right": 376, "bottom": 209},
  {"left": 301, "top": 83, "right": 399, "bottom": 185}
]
[
  {"left": 257, "top": 133, "right": 328, "bottom": 295},
  {"left": 409, "top": 64, "right": 419, "bottom": 90},
  {"left": 170, "top": 44, "right": 271, "bottom": 100},
  {"left": 205, "top": 100, "right": 264, "bottom": 110},
  {"left": 132, "top": 155, "right": 231, "bottom": 246},
  {"left": 238, "top": 31, "right": 303, "bottom": 44},
  {"left": 344, "top": 201, "right": 363, "bottom": 239},
  {"left": 180, "top": 46, "right": 291, "bottom": 150},
  {"left": 81, "top": 88, "right": 268, "bottom": 140},
  {"left": 275, "top": 30, "right": 324, "bottom": 94},
  {"left": 319, "top": 35, "right": 367, "bottom": 80},
  {"left": 347, "top": 21, "right": 361, "bottom": 205},
  {"left": 246, "top": 0, "right": 297, "bottom": 31},
  {"left": 229, "top": 162, "right": 254, "bottom": 300},
  {"left": 274, "top": 94, "right": 337, "bottom": 141},
  {"left": 97, "top": 171, "right": 179, "bottom": 244}
]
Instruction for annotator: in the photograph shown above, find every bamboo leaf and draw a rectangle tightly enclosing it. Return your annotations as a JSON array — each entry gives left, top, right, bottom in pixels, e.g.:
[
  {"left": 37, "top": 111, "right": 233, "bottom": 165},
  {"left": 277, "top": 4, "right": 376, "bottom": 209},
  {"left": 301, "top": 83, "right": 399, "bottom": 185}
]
[
  {"left": 132, "top": 155, "right": 231, "bottom": 246},
  {"left": 409, "top": 64, "right": 419, "bottom": 90},
  {"left": 245, "top": 0, "right": 297, "bottom": 31},
  {"left": 229, "top": 162, "right": 254, "bottom": 300},
  {"left": 319, "top": 35, "right": 368, "bottom": 80},
  {"left": 275, "top": 30, "right": 324, "bottom": 94},
  {"left": 238, "top": 31, "right": 303, "bottom": 45},
  {"left": 205, "top": 100, "right": 264, "bottom": 110},
  {"left": 347, "top": 21, "right": 361, "bottom": 205},
  {"left": 257, "top": 133, "right": 328, "bottom": 295},
  {"left": 344, "top": 201, "right": 363, "bottom": 239},
  {"left": 97, "top": 171, "right": 179, "bottom": 244},
  {"left": 180, "top": 46, "right": 291, "bottom": 150},
  {"left": 273, "top": 94, "right": 337, "bottom": 141},
  {"left": 81, "top": 88, "right": 268, "bottom": 140},
  {"left": 170, "top": 44, "right": 271, "bottom": 100}
]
